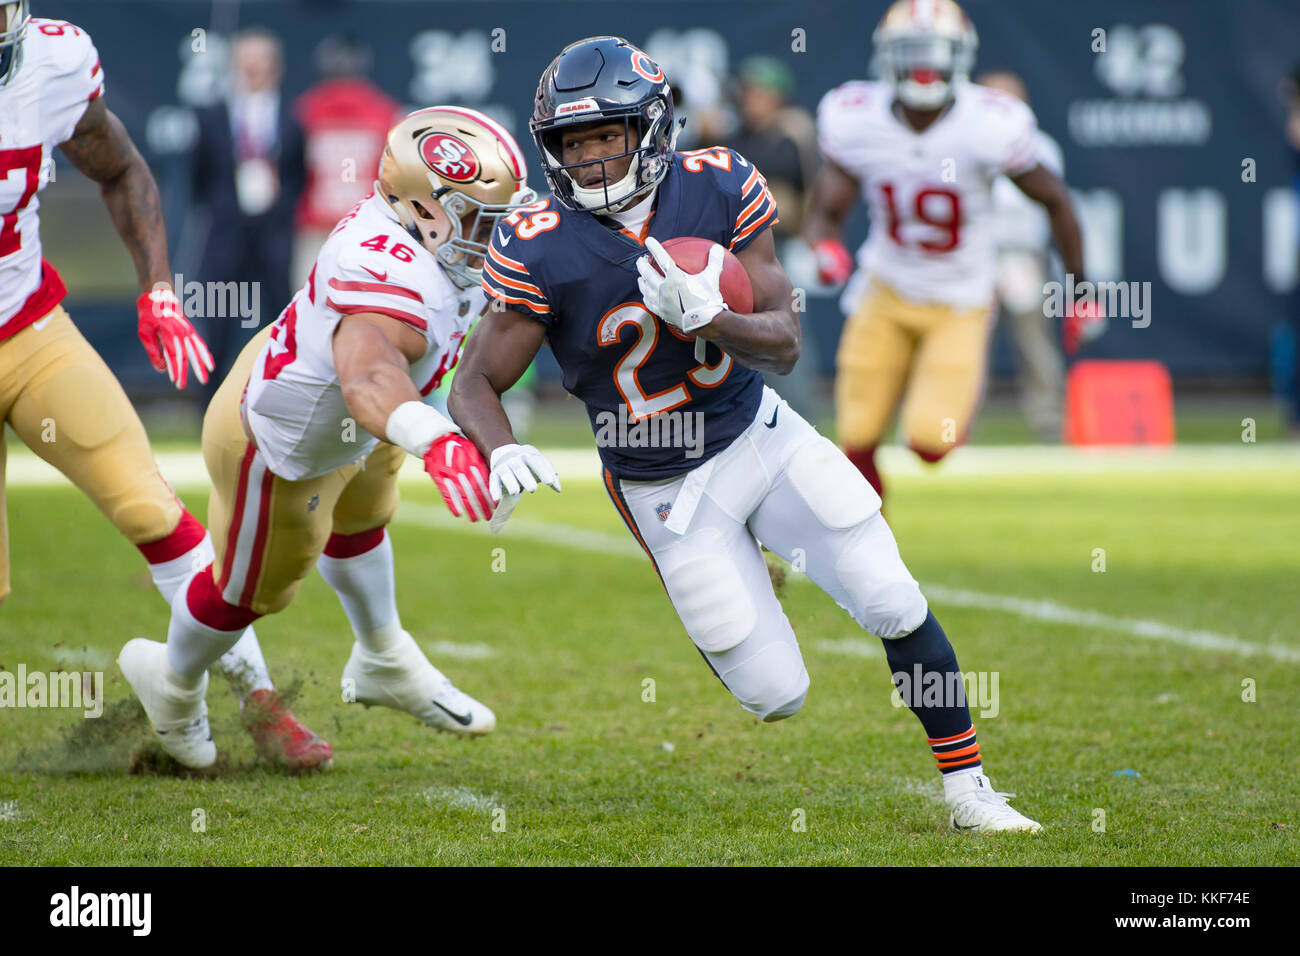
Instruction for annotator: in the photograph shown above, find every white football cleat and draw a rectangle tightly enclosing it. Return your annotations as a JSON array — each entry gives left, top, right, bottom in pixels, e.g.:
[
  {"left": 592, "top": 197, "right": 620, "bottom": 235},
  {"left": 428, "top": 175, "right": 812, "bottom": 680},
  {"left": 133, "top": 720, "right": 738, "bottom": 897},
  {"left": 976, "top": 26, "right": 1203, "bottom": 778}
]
[
  {"left": 118, "top": 638, "right": 216, "bottom": 769},
  {"left": 945, "top": 772, "right": 1042, "bottom": 833},
  {"left": 342, "top": 630, "right": 495, "bottom": 735}
]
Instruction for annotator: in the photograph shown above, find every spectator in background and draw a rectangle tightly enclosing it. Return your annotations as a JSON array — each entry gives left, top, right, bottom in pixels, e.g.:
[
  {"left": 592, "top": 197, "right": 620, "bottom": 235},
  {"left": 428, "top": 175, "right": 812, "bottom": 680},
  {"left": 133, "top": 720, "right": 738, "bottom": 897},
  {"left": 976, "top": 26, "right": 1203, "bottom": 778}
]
[
  {"left": 978, "top": 70, "right": 1066, "bottom": 442},
  {"left": 190, "top": 27, "right": 303, "bottom": 401},
  {"left": 726, "top": 56, "right": 818, "bottom": 238},
  {"left": 722, "top": 56, "right": 822, "bottom": 418},
  {"left": 293, "top": 34, "right": 403, "bottom": 286}
]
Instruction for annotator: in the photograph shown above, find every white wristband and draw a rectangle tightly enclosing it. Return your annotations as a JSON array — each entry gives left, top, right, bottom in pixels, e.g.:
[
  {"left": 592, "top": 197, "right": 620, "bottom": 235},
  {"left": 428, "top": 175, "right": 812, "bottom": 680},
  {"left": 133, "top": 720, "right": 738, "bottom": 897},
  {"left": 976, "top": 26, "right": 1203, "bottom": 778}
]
[{"left": 384, "top": 400, "right": 458, "bottom": 458}]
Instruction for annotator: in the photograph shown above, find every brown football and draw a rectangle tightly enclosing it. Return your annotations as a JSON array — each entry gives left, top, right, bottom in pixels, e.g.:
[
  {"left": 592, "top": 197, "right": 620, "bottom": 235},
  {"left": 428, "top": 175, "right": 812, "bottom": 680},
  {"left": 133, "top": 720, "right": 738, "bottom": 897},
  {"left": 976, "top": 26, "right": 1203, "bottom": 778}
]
[{"left": 652, "top": 237, "right": 754, "bottom": 314}]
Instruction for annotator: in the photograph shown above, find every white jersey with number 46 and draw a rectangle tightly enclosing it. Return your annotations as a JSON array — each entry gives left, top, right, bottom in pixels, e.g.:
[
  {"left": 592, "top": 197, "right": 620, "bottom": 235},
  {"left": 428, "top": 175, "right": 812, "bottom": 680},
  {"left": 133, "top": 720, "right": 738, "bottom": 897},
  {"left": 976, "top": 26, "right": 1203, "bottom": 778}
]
[
  {"left": 244, "top": 193, "right": 483, "bottom": 481},
  {"left": 0, "top": 19, "right": 103, "bottom": 334},
  {"left": 817, "top": 79, "right": 1040, "bottom": 311}
]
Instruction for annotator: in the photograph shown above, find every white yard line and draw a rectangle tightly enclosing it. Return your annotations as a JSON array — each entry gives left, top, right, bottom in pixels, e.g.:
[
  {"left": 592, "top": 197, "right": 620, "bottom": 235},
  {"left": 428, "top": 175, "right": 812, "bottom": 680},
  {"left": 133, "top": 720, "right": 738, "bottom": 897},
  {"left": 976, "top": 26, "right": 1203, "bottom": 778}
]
[
  {"left": 8, "top": 446, "right": 1294, "bottom": 663},
  {"left": 5, "top": 442, "right": 1298, "bottom": 489},
  {"left": 395, "top": 505, "right": 1300, "bottom": 665}
]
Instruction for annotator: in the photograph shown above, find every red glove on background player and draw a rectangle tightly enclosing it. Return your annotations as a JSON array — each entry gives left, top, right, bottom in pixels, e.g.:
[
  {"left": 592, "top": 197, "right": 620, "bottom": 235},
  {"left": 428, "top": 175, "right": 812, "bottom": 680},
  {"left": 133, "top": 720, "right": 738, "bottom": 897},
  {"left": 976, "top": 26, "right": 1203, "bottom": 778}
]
[
  {"left": 425, "top": 434, "right": 495, "bottom": 522},
  {"left": 1063, "top": 299, "right": 1107, "bottom": 356},
  {"left": 137, "top": 288, "right": 214, "bottom": 389},
  {"left": 812, "top": 238, "right": 854, "bottom": 287}
]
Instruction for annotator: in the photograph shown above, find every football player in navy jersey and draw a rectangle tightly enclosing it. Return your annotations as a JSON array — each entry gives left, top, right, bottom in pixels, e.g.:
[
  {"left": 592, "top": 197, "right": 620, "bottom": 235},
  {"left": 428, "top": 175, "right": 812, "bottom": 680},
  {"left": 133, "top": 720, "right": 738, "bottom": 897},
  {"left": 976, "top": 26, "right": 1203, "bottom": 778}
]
[{"left": 449, "top": 36, "right": 1039, "bottom": 833}]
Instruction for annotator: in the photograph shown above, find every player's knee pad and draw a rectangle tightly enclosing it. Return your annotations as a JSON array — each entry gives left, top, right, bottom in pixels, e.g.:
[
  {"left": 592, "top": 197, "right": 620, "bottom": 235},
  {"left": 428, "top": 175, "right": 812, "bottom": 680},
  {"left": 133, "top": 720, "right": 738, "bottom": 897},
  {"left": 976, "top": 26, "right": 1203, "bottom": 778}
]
[
  {"left": 834, "top": 526, "right": 928, "bottom": 639},
  {"left": 786, "top": 436, "right": 881, "bottom": 530},
  {"left": 718, "top": 640, "right": 810, "bottom": 722},
  {"left": 113, "top": 492, "right": 184, "bottom": 546},
  {"left": 659, "top": 529, "right": 756, "bottom": 654}
]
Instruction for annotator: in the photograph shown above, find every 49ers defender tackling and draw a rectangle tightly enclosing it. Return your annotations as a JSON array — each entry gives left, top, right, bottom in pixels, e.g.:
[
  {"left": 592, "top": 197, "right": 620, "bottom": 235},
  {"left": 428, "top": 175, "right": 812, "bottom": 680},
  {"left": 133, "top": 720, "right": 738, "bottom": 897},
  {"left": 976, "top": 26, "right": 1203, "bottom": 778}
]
[
  {"left": 0, "top": 3, "right": 330, "bottom": 769},
  {"left": 118, "top": 106, "right": 534, "bottom": 769}
]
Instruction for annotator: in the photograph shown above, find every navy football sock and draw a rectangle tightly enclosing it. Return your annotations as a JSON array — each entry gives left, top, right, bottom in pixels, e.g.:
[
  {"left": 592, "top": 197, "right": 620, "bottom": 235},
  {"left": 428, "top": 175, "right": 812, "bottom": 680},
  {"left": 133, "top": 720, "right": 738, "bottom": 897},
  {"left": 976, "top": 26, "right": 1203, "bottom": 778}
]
[{"left": 881, "top": 611, "right": 982, "bottom": 774}]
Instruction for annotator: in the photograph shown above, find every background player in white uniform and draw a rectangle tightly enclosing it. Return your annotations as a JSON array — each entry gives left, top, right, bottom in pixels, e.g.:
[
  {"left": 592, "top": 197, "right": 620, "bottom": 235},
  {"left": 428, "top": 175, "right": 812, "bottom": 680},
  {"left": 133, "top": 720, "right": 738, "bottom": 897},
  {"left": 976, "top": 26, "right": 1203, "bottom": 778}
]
[
  {"left": 804, "top": 0, "right": 1099, "bottom": 500},
  {"left": 980, "top": 69, "right": 1069, "bottom": 442},
  {"left": 0, "top": 2, "right": 330, "bottom": 769},
  {"left": 119, "top": 107, "right": 536, "bottom": 769}
]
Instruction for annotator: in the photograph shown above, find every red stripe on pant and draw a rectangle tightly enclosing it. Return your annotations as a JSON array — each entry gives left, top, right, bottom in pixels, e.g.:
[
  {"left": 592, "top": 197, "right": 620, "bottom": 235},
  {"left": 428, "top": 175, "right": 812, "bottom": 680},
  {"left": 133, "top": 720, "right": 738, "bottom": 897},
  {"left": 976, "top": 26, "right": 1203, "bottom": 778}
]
[
  {"left": 217, "top": 445, "right": 258, "bottom": 592},
  {"left": 238, "top": 461, "right": 276, "bottom": 609}
]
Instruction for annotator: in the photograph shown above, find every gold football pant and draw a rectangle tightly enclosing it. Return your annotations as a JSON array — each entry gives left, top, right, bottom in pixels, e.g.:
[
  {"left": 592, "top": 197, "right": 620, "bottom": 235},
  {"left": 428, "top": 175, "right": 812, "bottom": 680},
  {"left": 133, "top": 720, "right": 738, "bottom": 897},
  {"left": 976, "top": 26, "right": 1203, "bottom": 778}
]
[
  {"left": 835, "top": 278, "right": 994, "bottom": 459},
  {"left": 0, "top": 305, "right": 184, "bottom": 604},
  {"left": 203, "top": 327, "right": 404, "bottom": 616}
]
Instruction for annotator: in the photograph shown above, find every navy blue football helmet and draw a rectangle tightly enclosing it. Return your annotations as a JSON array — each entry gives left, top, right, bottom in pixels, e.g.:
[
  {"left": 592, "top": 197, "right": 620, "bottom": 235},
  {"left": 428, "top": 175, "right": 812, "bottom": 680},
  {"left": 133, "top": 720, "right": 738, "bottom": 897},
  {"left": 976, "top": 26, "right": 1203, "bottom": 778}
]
[{"left": 530, "top": 36, "right": 679, "bottom": 213}]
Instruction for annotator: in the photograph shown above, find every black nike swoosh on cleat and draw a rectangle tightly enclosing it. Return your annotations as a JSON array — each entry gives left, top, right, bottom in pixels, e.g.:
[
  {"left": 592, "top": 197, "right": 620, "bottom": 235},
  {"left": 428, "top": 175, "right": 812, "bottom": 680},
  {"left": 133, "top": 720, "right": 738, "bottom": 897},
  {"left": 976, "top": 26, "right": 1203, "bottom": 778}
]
[
  {"left": 765, "top": 407, "right": 779, "bottom": 428},
  {"left": 431, "top": 700, "right": 474, "bottom": 726}
]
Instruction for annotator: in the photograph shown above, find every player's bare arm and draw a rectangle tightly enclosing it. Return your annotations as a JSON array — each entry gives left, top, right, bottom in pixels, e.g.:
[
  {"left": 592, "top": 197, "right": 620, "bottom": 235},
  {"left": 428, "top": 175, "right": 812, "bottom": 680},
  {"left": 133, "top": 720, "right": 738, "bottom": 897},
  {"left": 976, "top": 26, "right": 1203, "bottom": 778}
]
[
  {"left": 693, "top": 228, "right": 800, "bottom": 375},
  {"left": 332, "top": 312, "right": 428, "bottom": 441},
  {"left": 803, "top": 158, "right": 859, "bottom": 246},
  {"left": 58, "top": 96, "right": 212, "bottom": 387},
  {"left": 1010, "top": 162, "right": 1084, "bottom": 279},
  {"left": 58, "top": 97, "right": 170, "bottom": 292},
  {"left": 802, "top": 159, "right": 859, "bottom": 284},
  {"left": 448, "top": 306, "right": 547, "bottom": 456}
]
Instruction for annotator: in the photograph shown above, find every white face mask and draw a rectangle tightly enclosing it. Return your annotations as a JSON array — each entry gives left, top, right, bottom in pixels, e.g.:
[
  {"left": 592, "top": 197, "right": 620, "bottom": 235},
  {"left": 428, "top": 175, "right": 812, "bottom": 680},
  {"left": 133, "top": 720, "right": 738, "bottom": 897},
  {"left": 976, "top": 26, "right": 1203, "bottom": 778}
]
[{"left": 567, "top": 153, "right": 644, "bottom": 212}]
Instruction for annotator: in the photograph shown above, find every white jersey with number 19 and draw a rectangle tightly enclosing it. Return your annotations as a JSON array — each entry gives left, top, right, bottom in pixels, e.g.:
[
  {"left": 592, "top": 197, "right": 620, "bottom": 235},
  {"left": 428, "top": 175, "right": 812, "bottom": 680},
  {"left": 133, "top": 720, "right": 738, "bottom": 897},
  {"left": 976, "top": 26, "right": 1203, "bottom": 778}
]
[
  {"left": 817, "top": 79, "right": 1040, "bottom": 312},
  {"left": 244, "top": 193, "right": 483, "bottom": 481}
]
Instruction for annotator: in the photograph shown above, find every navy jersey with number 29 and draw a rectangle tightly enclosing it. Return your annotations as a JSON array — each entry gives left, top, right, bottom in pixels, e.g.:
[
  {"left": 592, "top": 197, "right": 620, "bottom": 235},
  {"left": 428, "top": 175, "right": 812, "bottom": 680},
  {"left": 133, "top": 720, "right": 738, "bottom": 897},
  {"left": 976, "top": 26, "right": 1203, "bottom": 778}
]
[{"left": 481, "top": 147, "right": 778, "bottom": 480}]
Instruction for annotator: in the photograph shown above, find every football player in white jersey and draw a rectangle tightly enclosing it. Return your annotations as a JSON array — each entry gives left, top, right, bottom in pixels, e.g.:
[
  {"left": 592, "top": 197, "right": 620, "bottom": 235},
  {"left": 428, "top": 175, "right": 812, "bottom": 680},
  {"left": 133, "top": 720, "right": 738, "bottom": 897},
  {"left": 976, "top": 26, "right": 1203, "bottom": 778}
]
[
  {"left": 118, "top": 106, "right": 538, "bottom": 769},
  {"left": 0, "top": 3, "right": 331, "bottom": 769},
  {"left": 805, "top": 0, "right": 1101, "bottom": 500}
]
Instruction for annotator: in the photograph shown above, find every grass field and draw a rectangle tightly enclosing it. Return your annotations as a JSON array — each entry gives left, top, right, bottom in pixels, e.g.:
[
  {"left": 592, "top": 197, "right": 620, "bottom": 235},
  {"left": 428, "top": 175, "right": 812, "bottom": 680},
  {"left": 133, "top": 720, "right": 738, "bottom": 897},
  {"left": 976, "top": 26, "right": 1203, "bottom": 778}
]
[{"left": 1, "top": 435, "right": 1297, "bottom": 866}]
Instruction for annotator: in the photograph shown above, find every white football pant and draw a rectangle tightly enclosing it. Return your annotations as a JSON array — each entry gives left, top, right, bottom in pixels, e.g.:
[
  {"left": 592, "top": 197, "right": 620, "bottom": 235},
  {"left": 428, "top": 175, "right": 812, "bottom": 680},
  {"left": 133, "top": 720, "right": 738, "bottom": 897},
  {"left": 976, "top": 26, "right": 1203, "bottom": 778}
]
[{"left": 611, "top": 386, "right": 929, "bottom": 721}]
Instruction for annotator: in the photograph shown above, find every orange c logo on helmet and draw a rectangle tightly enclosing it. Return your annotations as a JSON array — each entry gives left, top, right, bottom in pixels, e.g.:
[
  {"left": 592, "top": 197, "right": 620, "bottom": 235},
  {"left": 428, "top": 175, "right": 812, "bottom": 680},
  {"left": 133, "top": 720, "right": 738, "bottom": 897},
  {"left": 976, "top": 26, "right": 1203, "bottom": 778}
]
[
  {"left": 630, "top": 52, "right": 664, "bottom": 83},
  {"left": 419, "top": 132, "right": 480, "bottom": 183}
]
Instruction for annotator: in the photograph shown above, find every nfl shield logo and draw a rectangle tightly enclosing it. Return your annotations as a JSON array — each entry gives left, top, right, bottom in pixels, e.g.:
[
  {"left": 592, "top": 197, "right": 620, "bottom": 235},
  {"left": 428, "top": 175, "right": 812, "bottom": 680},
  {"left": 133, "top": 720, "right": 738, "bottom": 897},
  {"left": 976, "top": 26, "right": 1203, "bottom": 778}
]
[
  {"left": 307, "top": 494, "right": 319, "bottom": 513},
  {"left": 655, "top": 502, "right": 672, "bottom": 522}
]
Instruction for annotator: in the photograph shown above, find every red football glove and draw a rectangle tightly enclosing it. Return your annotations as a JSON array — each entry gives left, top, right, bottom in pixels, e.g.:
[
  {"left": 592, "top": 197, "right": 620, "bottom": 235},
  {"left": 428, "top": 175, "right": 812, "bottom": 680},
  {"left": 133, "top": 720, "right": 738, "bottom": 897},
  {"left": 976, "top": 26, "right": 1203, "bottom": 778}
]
[
  {"left": 424, "top": 434, "right": 494, "bottom": 522},
  {"left": 813, "top": 238, "right": 854, "bottom": 287},
  {"left": 1063, "top": 299, "right": 1107, "bottom": 356},
  {"left": 137, "top": 288, "right": 214, "bottom": 389}
]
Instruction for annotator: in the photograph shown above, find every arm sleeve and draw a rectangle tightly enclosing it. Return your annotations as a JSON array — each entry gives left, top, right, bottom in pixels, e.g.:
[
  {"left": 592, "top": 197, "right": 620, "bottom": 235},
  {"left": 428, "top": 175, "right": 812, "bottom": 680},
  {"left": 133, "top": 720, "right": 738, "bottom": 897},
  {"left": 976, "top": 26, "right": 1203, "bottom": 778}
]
[
  {"left": 725, "top": 150, "right": 779, "bottom": 253},
  {"left": 48, "top": 24, "right": 105, "bottom": 145},
  {"left": 326, "top": 249, "right": 438, "bottom": 340},
  {"left": 480, "top": 227, "right": 553, "bottom": 324},
  {"left": 814, "top": 82, "right": 866, "bottom": 170},
  {"left": 999, "top": 100, "right": 1042, "bottom": 178}
]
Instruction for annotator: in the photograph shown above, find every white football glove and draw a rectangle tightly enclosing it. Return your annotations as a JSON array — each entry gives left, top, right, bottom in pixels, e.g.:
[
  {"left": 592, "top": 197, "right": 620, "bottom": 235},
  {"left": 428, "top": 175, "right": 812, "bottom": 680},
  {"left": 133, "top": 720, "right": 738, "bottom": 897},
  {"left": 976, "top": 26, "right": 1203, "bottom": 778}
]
[
  {"left": 488, "top": 443, "right": 562, "bottom": 502},
  {"left": 635, "top": 236, "right": 727, "bottom": 335}
]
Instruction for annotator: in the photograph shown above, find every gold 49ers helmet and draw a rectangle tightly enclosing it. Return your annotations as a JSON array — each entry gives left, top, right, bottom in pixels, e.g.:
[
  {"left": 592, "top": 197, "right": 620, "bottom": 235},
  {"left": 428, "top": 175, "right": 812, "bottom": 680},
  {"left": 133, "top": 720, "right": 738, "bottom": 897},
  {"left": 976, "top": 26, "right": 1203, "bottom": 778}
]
[
  {"left": 873, "top": 0, "right": 978, "bottom": 111},
  {"left": 375, "top": 106, "right": 535, "bottom": 289}
]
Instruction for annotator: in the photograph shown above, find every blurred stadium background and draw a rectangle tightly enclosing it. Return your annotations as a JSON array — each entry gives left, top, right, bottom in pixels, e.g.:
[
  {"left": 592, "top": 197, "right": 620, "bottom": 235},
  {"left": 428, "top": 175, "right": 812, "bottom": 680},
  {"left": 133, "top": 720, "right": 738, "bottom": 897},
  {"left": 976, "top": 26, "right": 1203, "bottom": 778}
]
[{"left": 26, "top": 0, "right": 1300, "bottom": 441}]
